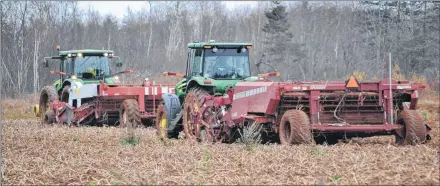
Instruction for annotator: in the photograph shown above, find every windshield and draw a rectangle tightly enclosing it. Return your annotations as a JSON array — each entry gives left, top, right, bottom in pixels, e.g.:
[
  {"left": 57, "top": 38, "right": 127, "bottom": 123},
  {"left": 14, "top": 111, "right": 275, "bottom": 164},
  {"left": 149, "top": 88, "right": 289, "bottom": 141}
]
[
  {"left": 202, "top": 48, "right": 250, "bottom": 79},
  {"left": 64, "top": 56, "right": 111, "bottom": 79}
]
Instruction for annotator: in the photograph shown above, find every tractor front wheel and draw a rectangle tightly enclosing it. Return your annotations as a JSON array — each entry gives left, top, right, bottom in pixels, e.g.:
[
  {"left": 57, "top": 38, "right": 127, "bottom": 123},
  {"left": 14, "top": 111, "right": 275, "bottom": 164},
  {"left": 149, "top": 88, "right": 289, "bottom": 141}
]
[
  {"left": 279, "top": 110, "right": 314, "bottom": 145},
  {"left": 61, "top": 85, "right": 70, "bottom": 102},
  {"left": 396, "top": 110, "right": 427, "bottom": 145},
  {"left": 119, "top": 99, "right": 141, "bottom": 129},
  {"left": 38, "top": 86, "right": 59, "bottom": 124},
  {"left": 156, "top": 103, "right": 169, "bottom": 139}
]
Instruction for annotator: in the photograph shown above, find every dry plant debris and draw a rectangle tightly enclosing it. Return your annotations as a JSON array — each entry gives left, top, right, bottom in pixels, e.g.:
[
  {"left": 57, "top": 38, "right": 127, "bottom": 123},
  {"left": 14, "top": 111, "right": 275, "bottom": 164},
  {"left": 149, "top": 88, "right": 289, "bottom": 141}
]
[
  {"left": 1, "top": 95, "right": 439, "bottom": 185},
  {"left": 1, "top": 119, "right": 439, "bottom": 185}
]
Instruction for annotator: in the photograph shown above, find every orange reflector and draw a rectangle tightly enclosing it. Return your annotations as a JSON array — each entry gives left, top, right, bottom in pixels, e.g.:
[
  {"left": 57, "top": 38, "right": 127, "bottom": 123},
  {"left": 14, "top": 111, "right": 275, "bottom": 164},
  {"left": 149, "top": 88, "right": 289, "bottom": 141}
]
[
  {"left": 204, "top": 45, "right": 212, "bottom": 48},
  {"left": 163, "top": 72, "right": 184, "bottom": 77},
  {"left": 56, "top": 45, "right": 60, "bottom": 50},
  {"left": 258, "top": 72, "right": 280, "bottom": 77},
  {"left": 346, "top": 76, "right": 360, "bottom": 88},
  {"left": 246, "top": 45, "right": 252, "bottom": 49}
]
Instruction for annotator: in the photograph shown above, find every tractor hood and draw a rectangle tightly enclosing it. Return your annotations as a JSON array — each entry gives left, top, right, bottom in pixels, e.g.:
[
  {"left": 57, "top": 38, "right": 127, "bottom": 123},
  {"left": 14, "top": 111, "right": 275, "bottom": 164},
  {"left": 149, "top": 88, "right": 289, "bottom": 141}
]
[
  {"left": 192, "top": 76, "right": 260, "bottom": 93},
  {"left": 53, "top": 77, "right": 120, "bottom": 91},
  {"left": 70, "top": 77, "right": 119, "bottom": 85}
]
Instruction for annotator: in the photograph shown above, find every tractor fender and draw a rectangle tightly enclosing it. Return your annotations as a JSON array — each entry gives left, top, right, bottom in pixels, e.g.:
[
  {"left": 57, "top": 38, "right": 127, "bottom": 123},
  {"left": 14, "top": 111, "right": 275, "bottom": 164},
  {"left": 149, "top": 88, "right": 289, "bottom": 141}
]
[
  {"left": 161, "top": 93, "right": 182, "bottom": 132},
  {"left": 61, "top": 78, "right": 84, "bottom": 91},
  {"left": 186, "top": 79, "right": 215, "bottom": 94}
]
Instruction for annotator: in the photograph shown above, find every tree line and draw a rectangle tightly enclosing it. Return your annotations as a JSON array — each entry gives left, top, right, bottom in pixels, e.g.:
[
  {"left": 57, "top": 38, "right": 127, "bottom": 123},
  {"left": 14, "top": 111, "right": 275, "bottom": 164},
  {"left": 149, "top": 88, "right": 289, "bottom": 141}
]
[{"left": 1, "top": 1, "right": 439, "bottom": 97}]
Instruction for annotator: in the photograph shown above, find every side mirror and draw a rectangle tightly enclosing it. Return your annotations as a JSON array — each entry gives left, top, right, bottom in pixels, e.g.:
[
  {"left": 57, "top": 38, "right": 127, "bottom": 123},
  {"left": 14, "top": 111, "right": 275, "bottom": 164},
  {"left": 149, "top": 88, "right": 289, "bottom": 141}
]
[
  {"left": 43, "top": 58, "right": 49, "bottom": 68},
  {"left": 114, "top": 57, "right": 123, "bottom": 67}
]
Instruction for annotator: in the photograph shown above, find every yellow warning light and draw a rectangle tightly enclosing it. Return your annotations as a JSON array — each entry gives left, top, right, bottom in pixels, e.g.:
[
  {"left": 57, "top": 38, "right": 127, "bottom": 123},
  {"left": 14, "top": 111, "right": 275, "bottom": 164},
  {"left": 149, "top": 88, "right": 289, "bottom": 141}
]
[
  {"left": 204, "top": 45, "right": 212, "bottom": 49},
  {"left": 346, "top": 75, "right": 360, "bottom": 88},
  {"left": 56, "top": 45, "right": 60, "bottom": 50}
]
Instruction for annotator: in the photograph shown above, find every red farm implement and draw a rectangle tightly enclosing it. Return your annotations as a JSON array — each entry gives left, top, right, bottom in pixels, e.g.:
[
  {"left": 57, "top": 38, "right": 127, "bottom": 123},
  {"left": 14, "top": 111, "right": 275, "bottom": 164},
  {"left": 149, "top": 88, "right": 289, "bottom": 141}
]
[
  {"left": 182, "top": 75, "right": 432, "bottom": 145},
  {"left": 38, "top": 79, "right": 175, "bottom": 127}
]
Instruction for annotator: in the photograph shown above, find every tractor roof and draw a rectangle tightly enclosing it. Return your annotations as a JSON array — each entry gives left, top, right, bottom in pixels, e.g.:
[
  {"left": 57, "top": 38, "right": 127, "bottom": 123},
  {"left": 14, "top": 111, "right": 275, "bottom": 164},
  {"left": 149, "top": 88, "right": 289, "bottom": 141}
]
[
  {"left": 188, "top": 41, "right": 252, "bottom": 48},
  {"left": 58, "top": 49, "right": 114, "bottom": 56}
]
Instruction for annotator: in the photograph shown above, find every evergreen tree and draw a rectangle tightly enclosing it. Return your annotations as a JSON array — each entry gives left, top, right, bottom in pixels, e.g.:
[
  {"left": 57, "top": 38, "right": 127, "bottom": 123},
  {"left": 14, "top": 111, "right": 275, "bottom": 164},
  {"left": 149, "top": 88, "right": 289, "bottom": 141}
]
[{"left": 261, "top": 1, "right": 304, "bottom": 80}]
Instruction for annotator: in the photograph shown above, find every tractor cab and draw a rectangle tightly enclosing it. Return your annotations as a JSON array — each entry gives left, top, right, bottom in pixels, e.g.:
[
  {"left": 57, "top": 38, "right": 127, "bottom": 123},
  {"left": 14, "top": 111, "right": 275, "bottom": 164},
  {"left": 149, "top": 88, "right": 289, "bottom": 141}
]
[
  {"left": 43, "top": 46, "right": 130, "bottom": 93},
  {"left": 188, "top": 41, "right": 252, "bottom": 80},
  {"left": 164, "top": 40, "right": 258, "bottom": 100},
  {"left": 60, "top": 50, "right": 116, "bottom": 80}
]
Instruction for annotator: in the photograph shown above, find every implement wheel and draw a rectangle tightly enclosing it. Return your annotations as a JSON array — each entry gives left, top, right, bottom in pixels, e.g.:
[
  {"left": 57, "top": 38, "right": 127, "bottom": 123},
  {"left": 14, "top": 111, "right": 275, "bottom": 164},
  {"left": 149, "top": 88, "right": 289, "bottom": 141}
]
[
  {"left": 397, "top": 110, "right": 427, "bottom": 145},
  {"left": 38, "top": 86, "right": 58, "bottom": 124},
  {"left": 183, "top": 87, "right": 214, "bottom": 142},
  {"left": 119, "top": 99, "right": 141, "bottom": 129},
  {"left": 279, "top": 110, "right": 314, "bottom": 145}
]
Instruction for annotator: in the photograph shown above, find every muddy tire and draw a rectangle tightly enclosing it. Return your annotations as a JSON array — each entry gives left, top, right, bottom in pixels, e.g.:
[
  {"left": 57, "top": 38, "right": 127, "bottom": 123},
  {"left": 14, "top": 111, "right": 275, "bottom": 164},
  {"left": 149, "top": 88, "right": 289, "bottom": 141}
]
[
  {"left": 279, "top": 110, "right": 314, "bottom": 145},
  {"left": 43, "top": 111, "right": 54, "bottom": 124},
  {"left": 183, "top": 87, "right": 210, "bottom": 141},
  {"left": 119, "top": 99, "right": 141, "bottom": 129},
  {"left": 61, "top": 85, "right": 70, "bottom": 102},
  {"left": 39, "top": 86, "right": 59, "bottom": 124},
  {"left": 397, "top": 110, "right": 427, "bottom": 145}
]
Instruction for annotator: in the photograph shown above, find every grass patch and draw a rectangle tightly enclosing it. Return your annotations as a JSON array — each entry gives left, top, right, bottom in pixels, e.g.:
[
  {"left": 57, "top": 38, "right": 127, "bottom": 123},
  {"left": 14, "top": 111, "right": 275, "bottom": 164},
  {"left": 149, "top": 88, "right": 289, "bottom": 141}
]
[
  {"left": 329, "top": 175, "right": 342, "bottom": 181},
  {"left": 120, "top": 136, "right": 140, "bottom": 146},
  {"left": 237, "top": 121, "right": 263, "bottom": 151},
  {"left": 311, "top": 145, "right": 327, "bottom": 156},
  {"left": 2, "top": 107, "right": 36, "bottom": 120}
]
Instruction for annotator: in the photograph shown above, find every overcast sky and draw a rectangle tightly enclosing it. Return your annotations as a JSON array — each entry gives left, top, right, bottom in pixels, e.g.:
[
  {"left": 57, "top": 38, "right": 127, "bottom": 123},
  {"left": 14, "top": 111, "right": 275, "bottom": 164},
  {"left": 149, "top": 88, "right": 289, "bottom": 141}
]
[{"left": 78, "top": 1, "right": 258, "bottom": 19}]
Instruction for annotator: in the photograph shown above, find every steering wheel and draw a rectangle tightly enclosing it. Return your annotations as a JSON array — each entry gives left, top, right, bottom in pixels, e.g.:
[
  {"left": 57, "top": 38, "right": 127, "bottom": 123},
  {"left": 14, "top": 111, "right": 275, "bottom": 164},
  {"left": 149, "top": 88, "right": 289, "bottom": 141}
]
[
  {"left": 235, "top": 68, "right": 244, "bottom": 76},
  {"left": 215, "top": 65, "right": 230, "bottom": 76}
]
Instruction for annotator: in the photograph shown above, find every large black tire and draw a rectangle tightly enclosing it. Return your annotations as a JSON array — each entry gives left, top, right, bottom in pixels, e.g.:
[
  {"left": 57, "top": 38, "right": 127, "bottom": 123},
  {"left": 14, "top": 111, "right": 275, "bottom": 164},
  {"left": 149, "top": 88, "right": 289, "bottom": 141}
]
[
  {"left": 119, "top": 99, "right": 141, "bottom": 129},
  {"left": 155, "top": 93, "right": 181, "bottom": 139},
  {"left": 183, "top": 87, "right": 210, "bottom": 141},
  {"left": 397, "top": 110, "right": 427, "bottom": 145},
  {"left": 61, "top": 85, "right": 70, "bottom": 102},
  {"left": 39, "top": 86, "right": 59, "bottom": 124},
  {"left": 279, "top": 110, "right": 314, "bottom": 145}
]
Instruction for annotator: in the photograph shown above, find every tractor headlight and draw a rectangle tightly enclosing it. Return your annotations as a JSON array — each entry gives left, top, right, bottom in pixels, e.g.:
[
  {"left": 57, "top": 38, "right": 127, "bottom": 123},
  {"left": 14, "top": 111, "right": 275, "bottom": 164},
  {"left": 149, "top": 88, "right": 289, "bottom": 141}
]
[
  {"left": 103, "top": 53, "right": 108, "bottom": 57},
  {"left": 114, "top": 76, "right": 120, "bottom": 82},
  {"left": 71, "top": 75, "right": 77, "bottom": 79},
  {"left": 77, "top": 53, "right": 83, "bottom": 57}
]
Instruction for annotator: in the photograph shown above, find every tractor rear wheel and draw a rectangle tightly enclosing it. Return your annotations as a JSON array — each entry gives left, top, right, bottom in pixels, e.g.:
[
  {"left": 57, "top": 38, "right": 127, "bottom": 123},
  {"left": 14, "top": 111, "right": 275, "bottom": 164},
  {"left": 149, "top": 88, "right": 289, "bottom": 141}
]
[
  {"left": 39, "top": 86, "right": 59, "bottom": 124},
  {"left": 397, "top": 110, "right": 427, "bottom": 145},
  {"left": 183, "top": 87, "right": 214, "bottom": 142},
  {"left": 279, "top": 110, "right": 314, "bottom": 145},
  {"left": 119, "top": 99, "right": 141, "bottom": 129}
]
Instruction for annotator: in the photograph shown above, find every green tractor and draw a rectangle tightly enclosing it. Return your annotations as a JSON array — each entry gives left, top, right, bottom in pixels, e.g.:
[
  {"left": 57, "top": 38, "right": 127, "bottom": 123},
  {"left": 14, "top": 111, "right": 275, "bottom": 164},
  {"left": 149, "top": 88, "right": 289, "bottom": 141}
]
[
  {"left": 156, "top": 40, "right": 268, "bottom": 140},
  {"left": 33, "top": 46, "right": 130, "bottom": 124}
]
